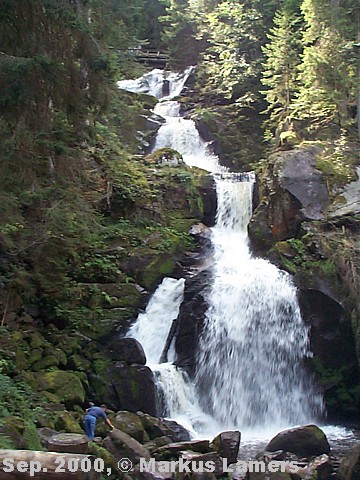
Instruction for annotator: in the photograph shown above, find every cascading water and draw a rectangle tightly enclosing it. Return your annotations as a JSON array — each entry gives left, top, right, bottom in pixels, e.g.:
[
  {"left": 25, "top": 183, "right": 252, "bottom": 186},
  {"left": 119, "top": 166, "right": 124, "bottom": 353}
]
[
  {"left": 127, "top": 277, "right": 185, "bottom": 365},
  {"left": 195, "top": 177, "right": 323, "bottom": 430},
  {"left": 119, "top": 68, "right": 324, "bottom": 440}
]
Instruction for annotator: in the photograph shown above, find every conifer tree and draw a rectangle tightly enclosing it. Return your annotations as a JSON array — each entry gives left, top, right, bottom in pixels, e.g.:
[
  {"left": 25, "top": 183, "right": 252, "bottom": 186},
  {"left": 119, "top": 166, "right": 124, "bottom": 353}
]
[
  {"left": 261, "top": 2, "right": 302, "bottom": 128},
  {"left": 294, "top": 0, "right": 358, "bottom": 133},
  {"left": 196, "top": 0, "right": 265, "bottom": 98}
]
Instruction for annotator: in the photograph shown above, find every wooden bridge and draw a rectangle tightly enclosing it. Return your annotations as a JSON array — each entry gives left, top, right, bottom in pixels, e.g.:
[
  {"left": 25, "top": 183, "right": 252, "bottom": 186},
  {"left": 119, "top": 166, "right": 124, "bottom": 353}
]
[{"left": 127, "top": 48, "right": 169, "bottom": 67}]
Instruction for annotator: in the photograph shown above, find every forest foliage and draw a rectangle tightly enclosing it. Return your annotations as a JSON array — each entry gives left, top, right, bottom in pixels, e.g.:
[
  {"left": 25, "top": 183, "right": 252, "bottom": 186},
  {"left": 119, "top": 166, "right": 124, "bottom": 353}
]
[
  {"left": 161, "top": 0, "right": 359, "bottom": 140},
  {"left": 0, "top": 0, "right": 358, "bottom": 331}
]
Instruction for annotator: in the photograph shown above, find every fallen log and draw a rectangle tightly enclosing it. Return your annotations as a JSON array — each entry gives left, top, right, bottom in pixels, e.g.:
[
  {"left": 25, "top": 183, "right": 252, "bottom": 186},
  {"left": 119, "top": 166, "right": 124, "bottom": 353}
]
[{"left": 0, "top": 450, "right": 102, "bottom": 479}]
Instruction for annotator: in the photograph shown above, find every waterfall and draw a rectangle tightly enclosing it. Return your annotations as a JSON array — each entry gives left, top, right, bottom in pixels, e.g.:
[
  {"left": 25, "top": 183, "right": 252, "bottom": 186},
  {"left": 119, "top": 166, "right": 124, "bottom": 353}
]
[
  {"left": 119, "top": 68, "right": 323, "bottom": 437},
  {"left": 127, "top": 277, "right": 185, "bottom": 365},
  {"left": 118, "top": 66, "right": 195, "bottom": 99},
  {"left": 195, "top": 176, "right": 323, "bottom": 429}
]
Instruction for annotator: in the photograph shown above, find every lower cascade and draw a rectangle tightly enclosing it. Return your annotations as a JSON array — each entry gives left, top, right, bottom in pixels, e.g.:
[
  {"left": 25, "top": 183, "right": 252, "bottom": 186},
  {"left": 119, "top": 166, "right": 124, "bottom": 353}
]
[
  {"left": 120, "top": 68, "right": 324, "bottom": 438},
  {"left": 195, "top": 178, "right": 323, "bottom": 430}
]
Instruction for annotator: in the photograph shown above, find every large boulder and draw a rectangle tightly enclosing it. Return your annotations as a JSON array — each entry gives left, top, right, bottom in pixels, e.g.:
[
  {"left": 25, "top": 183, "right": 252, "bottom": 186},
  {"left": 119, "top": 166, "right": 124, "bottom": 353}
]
[
  {"left": 113, "top": 411, "right": 147, "bottom": 442},
  {"left": 110, "top": 362, "right": 158, "bottom": 416},
  {"left": 22, "top": 370, "right": 85, "bottom": 408},
  {"left": 138, "top": 413, "right": 190, "bottom": 443},
  {"left": 153, "top": 440, "right": 211, "bottom": 460},
  {"left": 107, "top": 337, "right": 146, "bottom": 365},
  {"left": 103, "top": 428, "right": 151, "bottom": 464},
  {"left": 329, "top": 166, "right": 360, "bottom": 218},
  {"left": 266, "top": 425, "right": 330, "bottom": 458},
  {"left": 210, "top": 431, "right": 241, "bottom": 464},
  {"left": 138, "top": 413, "right": 170, "bottom": 440},
  {"left": 248, "top": 145, "right": 328, "bottom": 254}
]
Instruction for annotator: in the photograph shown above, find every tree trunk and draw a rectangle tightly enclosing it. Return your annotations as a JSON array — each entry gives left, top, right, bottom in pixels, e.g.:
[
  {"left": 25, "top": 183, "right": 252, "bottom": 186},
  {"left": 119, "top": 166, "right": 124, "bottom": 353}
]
[{"left": 0, "top": 450, "right": 100, "bottom": 479}]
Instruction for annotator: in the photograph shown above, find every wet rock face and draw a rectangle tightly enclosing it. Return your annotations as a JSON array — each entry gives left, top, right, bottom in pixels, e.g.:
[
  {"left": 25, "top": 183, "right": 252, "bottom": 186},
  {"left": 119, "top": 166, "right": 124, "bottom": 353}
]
[
  {"left": 249, "top": 192, "right": 303, "bottom": 255},
  {"left": 109, "top": 362, "right": 158, "bottom": 416},
  {"left": 276, "top": 147, "right": 328, "bottom": 221},
  {"left": 300, "top": 289, "right": 358, "bottom": 371},
  {"left": 174, "top": 269, "right": 212, "bottom": 375},
  {"left": 106, "top": 337, "right": 146, "bottom": 365},
  {"left": 249, "top": 146, "right": 328, "bottom": 254},
  {"left": 299, "top": 288, "right": 360, "bottom": 419},
  {"left": 266, "top": 424, "right": 330, "bottom": 458}
]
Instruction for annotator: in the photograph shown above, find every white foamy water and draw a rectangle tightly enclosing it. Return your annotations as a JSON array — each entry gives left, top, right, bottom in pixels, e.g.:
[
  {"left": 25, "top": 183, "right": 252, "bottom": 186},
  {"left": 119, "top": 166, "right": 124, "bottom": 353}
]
[
  {"left": 195, "top": 177, "right": 324, "bottom": 431},
  {"left": 118, "top": 66, "right": 195, "bottom": 99},
  {"left": 127, "top": 277, "right": 185, "bottom": 364}
]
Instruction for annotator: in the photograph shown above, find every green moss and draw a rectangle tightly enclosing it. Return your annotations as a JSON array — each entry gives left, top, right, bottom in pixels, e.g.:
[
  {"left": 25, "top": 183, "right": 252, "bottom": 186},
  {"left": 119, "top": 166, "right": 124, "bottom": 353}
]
[
  {"left": 0, "top": 374, "right": 45, "bottom": 449},
  {"left": 32, "top": 355, "right": 59, "bottom": 371},
  {"left": 141, "top": 255, "right": 176, "bottom": 290},
  {"left": 272, "top": 237, "right": 340, "bottom": 286},
  {"left": 27, "top": 370, "right": 85, "bottom": 407},
  {"left": 53, "top": 411, "right": 83, "bottom": 434},
  {"left": 23, "top": 421, "right": 42, "bottom": 450},
  {"left": 88, "top": 443, "right": 118, "bottom": 471},
  {"left": 315, "top": 137, "right": 358, "bottom": 190},
  {"left": 313, "top": 358, "right": 360, "bottom": 416},
  {"left": 0, "top": 434, "right": 16, "bottom": 449},
  {"left": 146, "top": 148, "right": 184, "bottom": 165}
]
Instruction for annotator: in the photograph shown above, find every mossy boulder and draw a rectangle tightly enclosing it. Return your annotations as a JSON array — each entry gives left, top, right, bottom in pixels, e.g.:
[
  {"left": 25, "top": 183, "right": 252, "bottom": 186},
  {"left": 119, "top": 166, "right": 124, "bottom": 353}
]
[
  {"left": 52, "top": 348, "right": 68, "bottom": 366},
  {"left": 138, "top": 413, "right": 171, "bottom": 440},
  {"left": 68, "top": 354, "right": 91, "bottom": 372},
  {"left": 109, "top": 363, "right": 157, "bottom": 416},
  {"left": 88, "top": 442, "right": 118, "bottom": 472},
  {"left": 0, "top": 417, "right": 41, "bottom": 450},
  {"left": 28, "top": 348, "right": 43, "bottom": 365},
  {"left": 113, "top": 411, "right": 147, "bottom": 443},
  {"left": 106, "top": 337, "right": 146, "bottom": 365},
  {"left": 146, "top": 147, "right": 184, "bottom": 166},
  {"left": 24, "top": 370, "right": 85, "bottom": 407},
  {"left": 53, "top": 411, "right": 83, "bottom": 434},
  {"left": 32, "top": 355, "right": 59, "bottom": 371},
  {"left": 0, "top": 416, "right": 26, "bottom": 449}
]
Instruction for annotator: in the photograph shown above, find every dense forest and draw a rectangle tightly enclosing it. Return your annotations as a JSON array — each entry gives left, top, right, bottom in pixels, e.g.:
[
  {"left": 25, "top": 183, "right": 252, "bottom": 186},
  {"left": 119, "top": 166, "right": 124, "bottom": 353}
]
[{"left": 0, "top": 0, "right": 359, "bottom": 468}]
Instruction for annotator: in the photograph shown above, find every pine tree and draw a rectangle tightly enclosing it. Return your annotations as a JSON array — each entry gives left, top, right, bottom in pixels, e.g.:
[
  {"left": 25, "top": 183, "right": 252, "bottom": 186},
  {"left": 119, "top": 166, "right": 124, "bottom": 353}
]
[
  {"left": 261, "top": 2, "right": 303, "bottom": 128},
  {"left": 196, "top": 0, "right": 265, "bottom": 99},
  {"left": 294, "top": 0, "right": 359, "bottom": 133}
]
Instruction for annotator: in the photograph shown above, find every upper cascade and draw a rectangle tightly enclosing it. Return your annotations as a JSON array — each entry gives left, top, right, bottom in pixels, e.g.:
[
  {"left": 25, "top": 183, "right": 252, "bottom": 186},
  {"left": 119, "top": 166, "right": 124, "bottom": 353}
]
[{"left": 118, "top": 66, "right": 196, "bottom": 100}]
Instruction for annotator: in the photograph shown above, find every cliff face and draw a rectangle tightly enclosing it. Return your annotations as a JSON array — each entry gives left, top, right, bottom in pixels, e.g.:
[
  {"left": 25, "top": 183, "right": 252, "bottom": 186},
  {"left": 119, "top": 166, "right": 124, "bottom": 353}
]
[{"left": 249, "top": 143, "right": 360, "bottom": 419}]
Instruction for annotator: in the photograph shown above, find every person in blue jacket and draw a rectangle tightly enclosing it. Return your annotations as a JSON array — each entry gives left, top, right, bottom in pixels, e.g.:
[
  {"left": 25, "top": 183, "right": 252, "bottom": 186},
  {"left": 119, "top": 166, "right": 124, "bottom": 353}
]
[{"left": 84, "top": 404, "right": 114, "bottom": 440}]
